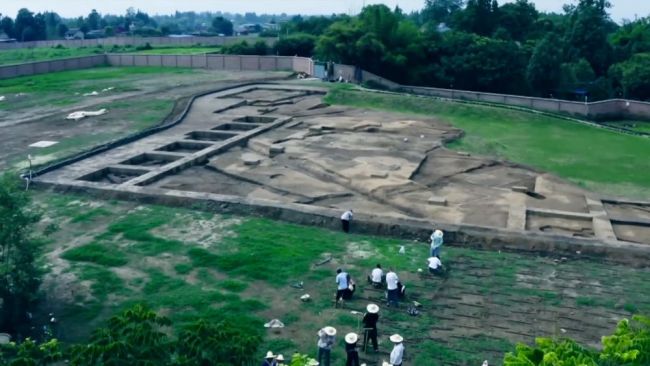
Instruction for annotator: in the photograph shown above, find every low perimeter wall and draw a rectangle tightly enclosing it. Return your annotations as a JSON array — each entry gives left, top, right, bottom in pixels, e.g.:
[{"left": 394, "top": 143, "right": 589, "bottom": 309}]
[
  {"left": 0, "top": 54, "right": 314, "bottom": 79},
  {"left": 1, "top": 52, "right": 648, "bottom": 121},
  {"left": 332, "top": 64, "right": 650, "bottom": 121},
  {"left": 0, "top": 36, "right": 271, "bottom": 50}
]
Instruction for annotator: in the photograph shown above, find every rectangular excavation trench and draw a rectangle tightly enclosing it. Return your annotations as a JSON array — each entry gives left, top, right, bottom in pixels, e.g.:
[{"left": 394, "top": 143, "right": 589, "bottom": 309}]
[
  {"left": 212, "top": 122, "right": 260, "bottom": 131},
  {"left": 78, "top": 166, "right": 148, "bottom": 184},
  {"left": 185, "top": 130, "right": 239, "bottom": 142},
  {"left": 155, "top": 141, "right": 212, "bottom": 153},
  {"left": 119, "top": 153, "right": 182, "bottom": 167}
]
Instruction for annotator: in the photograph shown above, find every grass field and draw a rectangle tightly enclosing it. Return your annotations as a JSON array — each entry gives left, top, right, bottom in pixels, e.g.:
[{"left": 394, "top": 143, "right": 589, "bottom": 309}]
[
  {"left": 325, "top": 89, "right": 650, "bottom": 199},
  {"left": 35, "top": 192, "right": 650, "bottom": 365},
  {"left": 0, "top": 45, "right": 222, "bottom": 66}
]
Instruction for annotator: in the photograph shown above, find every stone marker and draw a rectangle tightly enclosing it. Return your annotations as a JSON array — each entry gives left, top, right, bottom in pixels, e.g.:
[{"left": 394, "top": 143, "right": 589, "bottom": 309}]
[
  {"left": 269, "top": 144, "right": 285, "bottom": 157},
  {"left": 511, "top": 186, "right": 529, "bottom": 193},
  {"left": 427, "top": 196, "right": 448, "bottom": 206},
  {"left": 242, "top": 153, "right": 262, "bottom": 166},
  {"left": 370, "top": 172, "right": 388, "bottom": 179}
]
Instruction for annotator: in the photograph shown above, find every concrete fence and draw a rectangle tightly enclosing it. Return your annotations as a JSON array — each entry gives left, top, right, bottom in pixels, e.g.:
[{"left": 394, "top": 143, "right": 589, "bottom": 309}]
[
  {"left": 332, "top": 64, "right": 650, "bottom": 121},
  {"left": 0, "top": 54, "right": 314, "bottom": 79},
  {"left": 0, "top": 36, "right": 272, "bottom": 50},
  {"left": 0, "top": 55, "right": 107, "bottom": 79},
  {"left": 1, "top": 52, "right": 648, "bottom": 121}
]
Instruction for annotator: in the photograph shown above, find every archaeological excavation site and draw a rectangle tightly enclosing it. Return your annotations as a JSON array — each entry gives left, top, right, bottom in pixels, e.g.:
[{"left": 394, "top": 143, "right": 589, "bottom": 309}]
[{"left": 33, "top": 84, "right": 650, "bottom": 260}]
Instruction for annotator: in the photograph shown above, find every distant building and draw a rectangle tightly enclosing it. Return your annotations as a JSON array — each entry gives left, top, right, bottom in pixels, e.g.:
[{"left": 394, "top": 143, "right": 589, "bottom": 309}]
[
  {"left": 65, "top": 29, "right": 85, "bottom": 40},
  {"left": 85, "top": 30, "right": 106, "bottom": 39},
  {"left": 0, "top": 32, "right": 16, "bottom": 43}
]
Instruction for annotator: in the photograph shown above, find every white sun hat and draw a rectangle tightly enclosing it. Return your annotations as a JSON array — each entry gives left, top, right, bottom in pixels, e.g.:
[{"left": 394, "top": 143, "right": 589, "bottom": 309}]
[
  {"left": 389, "top": 334, "right": 403, "bottom": 343},
  {"left": 276, "top": 354, "right": 285, "bottom": 361},
  {"left": 323, "top": 326, "right": 337, "bottom": 336},
  {"left": 345, "top": 332, "right": 359, "bottom": 344},
  {"left": 382, "top": 362, "right": 392, "bottom": 366},
  {"left": 265, "top": 350, "right": 276, "bottom": 358},
  {"left": 367, "top": 303, "right": 380, "bottom": 314},
  {"left": 434, "top": 229, "right": 443, "bottom": 238},
  {"left": 308, "top": 360, "right": 320, "bottom": 366}
]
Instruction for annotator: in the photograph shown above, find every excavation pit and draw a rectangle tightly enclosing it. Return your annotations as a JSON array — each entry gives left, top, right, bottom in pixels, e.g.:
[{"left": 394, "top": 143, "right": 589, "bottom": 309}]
[
  {"left": 78, "top": 166, "right": 147, "bottom": 184},
  {"left": 184, "top": 130, "right": 239, "bottom": 142},
  {"left": 212, "top": 122, "right": 260, "bottom": 131},
  {"left": 233, "top": 116, "right": 277, "bottom": 124},
  {"left": 119, "top": 153, "right": 182, "bottom": 167},
  {"left": 155, "top": 141, "right": 212, "bottom": 153}
]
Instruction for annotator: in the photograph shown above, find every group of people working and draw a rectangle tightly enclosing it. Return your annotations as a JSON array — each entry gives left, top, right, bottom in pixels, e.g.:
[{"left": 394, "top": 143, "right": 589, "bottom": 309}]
[{"left": 316, "top": 308, "right": 404, "bottom": 366}]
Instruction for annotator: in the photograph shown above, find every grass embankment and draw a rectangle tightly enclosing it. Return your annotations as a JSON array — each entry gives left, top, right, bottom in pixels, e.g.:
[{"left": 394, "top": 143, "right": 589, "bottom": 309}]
[
  {"left": 0, "top": 45, "right": 222, "bottom": 65},
  {"left": 325, "top": 89, "right": 650, "bottom": 198},
  {"left": 37, "top": 192, "right": 650, "bottom": 365}
]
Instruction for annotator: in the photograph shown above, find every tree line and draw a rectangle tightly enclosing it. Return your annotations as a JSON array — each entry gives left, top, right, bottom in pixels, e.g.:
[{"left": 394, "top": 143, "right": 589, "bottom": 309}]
[{"left": 260, "top": 0, "right": 649, "bottom": 101}]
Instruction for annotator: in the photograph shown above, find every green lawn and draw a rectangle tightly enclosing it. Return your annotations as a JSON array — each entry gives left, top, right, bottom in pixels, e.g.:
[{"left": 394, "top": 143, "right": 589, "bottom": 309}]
[
  {"left": 325, "top": 89, "right": 650, "bottom": 198},
  {"left": 602, "top": 120, "right": 650, "bottom": 134},
  {"left": 0, "top": 45, "right": 222, "bottom": 66},
  {"left": 35, "top": 192, "right": 650, "bottom": 365}
]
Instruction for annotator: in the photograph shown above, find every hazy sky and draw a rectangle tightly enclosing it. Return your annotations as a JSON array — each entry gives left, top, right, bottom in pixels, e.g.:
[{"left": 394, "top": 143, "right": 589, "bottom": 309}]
[{"left": 1, "top": 0, "right": 648, "bottom": 22}]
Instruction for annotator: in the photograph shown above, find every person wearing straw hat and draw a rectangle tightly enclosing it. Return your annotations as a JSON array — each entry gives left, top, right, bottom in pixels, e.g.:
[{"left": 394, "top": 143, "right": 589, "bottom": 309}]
[
  {"left": 317, "top": 326, "right": 337, "bottom": 366},
  {"left": 345, "top": 332, "right": 360, "bottom": 366},
  {"left": 276, "top": 354, "right": 285, "bottom": 366},
  {"left": 362, "top": 303, "right": 380, "bottom": 352},
  {"left": 430, "top": 229, "right": 444, "bottom": 257},
  {"left": 389, "top": 334, "right": 405, "bottom": 366},
  {"left": 261, "top": 351, "right": 276, "bottom": 366}
]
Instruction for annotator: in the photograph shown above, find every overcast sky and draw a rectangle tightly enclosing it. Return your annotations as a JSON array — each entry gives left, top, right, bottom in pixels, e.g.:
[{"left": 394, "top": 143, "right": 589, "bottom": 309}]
[{"left": 1, "top": 0, "right": 648, "bottom": 22}]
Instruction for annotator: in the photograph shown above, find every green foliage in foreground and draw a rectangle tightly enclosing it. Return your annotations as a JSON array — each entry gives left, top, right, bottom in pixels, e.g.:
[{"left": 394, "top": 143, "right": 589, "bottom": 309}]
[
  {"left": 504, "top": 315, "right": 650, "bottom": 366},
  {"left": 0, "top": 304, "right": 261, "bottom": 366},
  {"left": 0, "top": 175, "right": 42, "bottom": 333},
  {"left": 325, "top": 88, "right": 650, "bottom": 197}
]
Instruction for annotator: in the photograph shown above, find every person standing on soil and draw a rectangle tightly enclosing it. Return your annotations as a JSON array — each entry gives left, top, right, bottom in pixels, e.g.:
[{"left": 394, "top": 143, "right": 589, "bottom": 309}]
[
  {"left": 336, "top": 268, "right": 349, "bottom": 302},
  {"left": 386, "top": 269, "right": 400, "bottom": 307},
  {"left": 389, "top": 334, "right": 405, "bottom": 366},
  {"left": 430, "top": 229, "right": 444, "bottom": 257},
  {"left": 345, "top": 333, "right": 361, "bottom": 366},
  {"left": 362, "top": 303, "right": 380, "bottom": 352},
  {"left": 341, "top": 209, "right": 354, "bottom": 233},
  {"left": 276, "top": 354, "right": 285, "bottom": 366},
  {"left": 317, "top": 326, "right": 337, "bottom": 366}
]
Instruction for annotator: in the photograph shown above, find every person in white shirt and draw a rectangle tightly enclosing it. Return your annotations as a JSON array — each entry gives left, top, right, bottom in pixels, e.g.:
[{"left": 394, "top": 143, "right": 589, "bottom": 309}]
[
  {"left": 341, "top": 210, "right": 354, "bottom": 233},
  {"left": 389, "top": 334, "right": 404, "bottom": 366},
  {"left": 368, "top": 264, "right": 384, "bottom": 288},
  {"left": 427, "top": 256, "right": 444, "bottom": 276},
  {"left": 336, "top": 268, "right": 349, "bottom": 302},
  {"left": 385, "top": 269, "right": 399, "bottom": 307},
  {"left": 430, "top": 229, "right": 444, "bottom": 257}
]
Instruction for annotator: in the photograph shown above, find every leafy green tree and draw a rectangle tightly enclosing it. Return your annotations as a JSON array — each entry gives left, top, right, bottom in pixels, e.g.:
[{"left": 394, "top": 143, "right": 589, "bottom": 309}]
[
  {"left": 87, "top": 9, "right": 101, "bottom": 31},
  {"left": 610, "top": 18, "right": 650, "bottom": 61},
  {"left": 0, "top": 338, "right": 63, "bottom": 366},
  {"left": 175, "top": 319, "right": 261, "bottom": 365},
  {"left": 275, "top": 34, "right": 317, "bottom": 57},
  {"left": 422, "top": 0, "right": 465, "bottom": 25},
  {"left": 563, "top": 0, "right": 615, "bottom": 75},
  {"left": 211, "top": 16, "right": 233, "bottom": 36},
  {"left": 455, "top": 0, "right": 498, "bottom": 36},
  {"left": 14, "top": 8, "right": 37, "bottom": 41},
  {"left": 497, "top": 0, "right": 539, "bottom": 41},
  {"left": 0, "top": 16, "right": 15, "bottom": 38},
  {"left": 504, "top": 338, "right": 598, "bottom": 365},
  {"left": 526, "top": 33, "right": 564, "bottom": 95},
  {"left": 0, "top": 175, "right": 42, "bottom": 334},
  {"left": 609, "top": 53, "right": 650, "bottom": 100},
  {"left": 600, "top": 315, "right": 650, "bottom": 365},
  {"left": 69, "top": 304, "right": 172, "bottom": 365}
]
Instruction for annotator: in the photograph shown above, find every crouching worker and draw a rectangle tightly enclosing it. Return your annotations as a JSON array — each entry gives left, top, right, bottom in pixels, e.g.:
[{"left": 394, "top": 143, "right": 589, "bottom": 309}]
[
  {"left": 367, "top": 264, "right": 383, "bottom": 288},
  {"left": 427, "top": 255, "right": 444, "bottom": 276}
]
